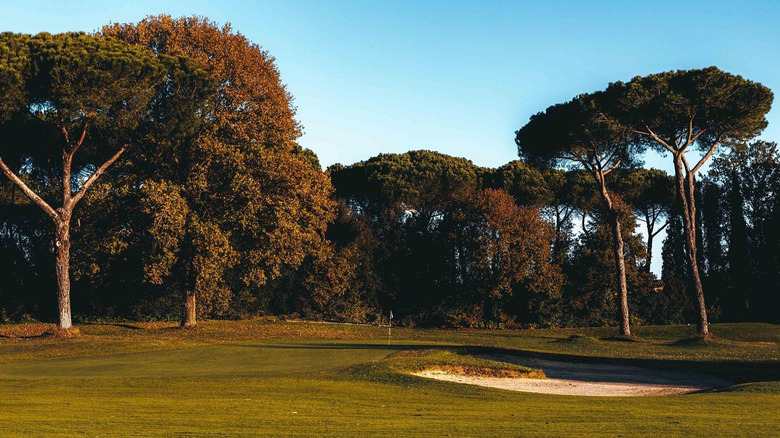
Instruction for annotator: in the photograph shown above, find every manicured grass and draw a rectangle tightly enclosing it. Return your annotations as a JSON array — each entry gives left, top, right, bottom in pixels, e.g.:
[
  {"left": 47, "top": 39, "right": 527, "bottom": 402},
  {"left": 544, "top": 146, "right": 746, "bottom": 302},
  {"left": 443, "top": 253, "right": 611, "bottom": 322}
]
[{"left": 0, "top": 320, "right": 777, "bottom": 437}]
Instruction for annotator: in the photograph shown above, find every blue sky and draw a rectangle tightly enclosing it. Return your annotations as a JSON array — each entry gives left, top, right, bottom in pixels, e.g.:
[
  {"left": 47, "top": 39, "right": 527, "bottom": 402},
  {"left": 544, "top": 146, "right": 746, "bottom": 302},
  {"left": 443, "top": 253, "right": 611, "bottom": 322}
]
[
  {"left": 2, "top": 0, "right": 777, "bottom": 171},
  {"left": 3, "top": 1, "right": 778, "bottom": 273}
]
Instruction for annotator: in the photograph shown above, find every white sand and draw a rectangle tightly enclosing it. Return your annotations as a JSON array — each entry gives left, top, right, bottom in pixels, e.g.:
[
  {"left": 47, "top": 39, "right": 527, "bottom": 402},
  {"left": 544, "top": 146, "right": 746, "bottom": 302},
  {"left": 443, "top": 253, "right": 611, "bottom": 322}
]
[{"left": 413, "top": 356, "right": 731, "bottom": 397}]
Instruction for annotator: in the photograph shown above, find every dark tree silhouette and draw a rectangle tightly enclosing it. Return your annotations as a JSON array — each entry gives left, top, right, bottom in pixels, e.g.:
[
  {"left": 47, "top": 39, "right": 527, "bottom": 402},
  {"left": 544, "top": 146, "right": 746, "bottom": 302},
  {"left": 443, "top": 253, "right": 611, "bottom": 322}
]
[
  {"left": 516, "top": 90, "right": 644, "bottom": 336},
  {"left": 611, "top": 67, "right": 773, "bottom": 336},
  {"left": 615, "top": 168, "right": 674, "bottom": 272}
]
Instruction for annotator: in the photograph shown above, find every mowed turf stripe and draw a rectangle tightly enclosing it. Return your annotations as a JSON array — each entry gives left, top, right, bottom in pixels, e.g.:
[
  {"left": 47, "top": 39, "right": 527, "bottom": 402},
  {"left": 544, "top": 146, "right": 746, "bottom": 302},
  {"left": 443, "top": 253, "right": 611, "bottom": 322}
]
[
  {"left": 0, "top": 373, "right": 777, "bottom": 437},
  {"left": 0, "top": 342, "right": 405, "bottom": 378}
]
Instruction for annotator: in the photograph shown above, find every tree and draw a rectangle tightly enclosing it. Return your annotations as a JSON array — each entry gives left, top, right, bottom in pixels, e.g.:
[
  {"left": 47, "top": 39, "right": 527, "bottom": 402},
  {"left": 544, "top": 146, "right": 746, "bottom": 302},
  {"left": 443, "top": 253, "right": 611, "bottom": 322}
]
[
  {"left": 708, "top": 140, "right": 780, "bottom": 321},
  {"left": 1, "top": 179, "right": 53, "bottom": 321},
  {"left": 485, "top": 162, "right": 578, "bottom": 263},
  {"left": 660, "top": 214, "right": 698, "bottom": 323},
  {"left": 330, "top": 152, "right": 561, "bottom": 328},
  {"left": 268, "top": 200, "right": 381, "bottom": 323},
  {"left": 441, "top": 189, "right": 561, "bottom": 327},
  {"left": 330, "top": 150, "right": 481, "bottom": 323},
  {"left": 486, "top": 160, "right": 551, "bottom": 207},
  {"left": 615, "top": 168, "right": 674, "bottom": 272},
  {"left": 0, "top": 32, "right": 172, "bottom": 329},
  {"left": 516, "top": 90, "right": 643, "bottom": 335},
  {"left": 565, "top": 196, "right": 653, "bottom": 327},
  {"left": 613, "top": 67, "right": 773, "bottom": 335},
  {"left": 104, "top": 16, "right": 335, "bottom": 326}
]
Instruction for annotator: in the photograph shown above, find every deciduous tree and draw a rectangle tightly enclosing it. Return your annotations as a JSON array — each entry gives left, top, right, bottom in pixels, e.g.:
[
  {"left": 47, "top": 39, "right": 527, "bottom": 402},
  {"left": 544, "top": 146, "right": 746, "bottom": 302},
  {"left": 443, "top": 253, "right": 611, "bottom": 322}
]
[{"left": 104, "top": 16, "right": 335, "bottom": 326}]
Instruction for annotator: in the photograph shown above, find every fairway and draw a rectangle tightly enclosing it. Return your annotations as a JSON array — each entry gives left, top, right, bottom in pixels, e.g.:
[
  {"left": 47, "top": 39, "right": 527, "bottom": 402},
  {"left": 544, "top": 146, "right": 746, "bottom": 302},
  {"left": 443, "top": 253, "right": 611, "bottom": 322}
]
[
  {"left": 0, "top": 343, "right": 402, "bottom": 378},
  {"left": 0, "top": 321, "right": 778, "bottom": 437}
]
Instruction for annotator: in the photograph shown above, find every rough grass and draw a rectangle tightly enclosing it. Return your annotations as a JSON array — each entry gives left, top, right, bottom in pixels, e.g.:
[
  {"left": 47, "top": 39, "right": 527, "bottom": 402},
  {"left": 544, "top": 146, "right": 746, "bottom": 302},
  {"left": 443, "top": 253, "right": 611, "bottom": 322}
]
[{"left": 0, "top": 320, "right": 777, "bottom": 437}]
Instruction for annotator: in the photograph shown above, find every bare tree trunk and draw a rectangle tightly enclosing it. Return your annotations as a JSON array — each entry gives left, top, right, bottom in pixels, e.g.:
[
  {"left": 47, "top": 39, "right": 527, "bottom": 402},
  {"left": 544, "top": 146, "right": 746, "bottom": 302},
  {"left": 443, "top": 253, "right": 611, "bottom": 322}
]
[
  {"left": 685, "top": 171, "right": 709, "bottom": 336},
  {"left": 182, "top": 291, "right": 197, "bottom": 327},
  {"left": 673, "top": 155, "right": 709, "bottom": 336},
  {"left": 0, "top": 124, "right": 128, "bottom": 332},
  {"left": 54, "top": 216, "right": 72, "bottom": 329},
  {"left": 597, "top": 177, "right": 631, "bottom": 336},
  {"left": 611, "top": 214, "right": 631, "bottom": 336},
  {"left": 644, "top": 214, "right": 654, "bottom": 273},
  {"left": 181, "top": 215, "right": 197, "bottom": 328},
  {"left": 645, "top": 231, "right": 654, "bottom": 273}
]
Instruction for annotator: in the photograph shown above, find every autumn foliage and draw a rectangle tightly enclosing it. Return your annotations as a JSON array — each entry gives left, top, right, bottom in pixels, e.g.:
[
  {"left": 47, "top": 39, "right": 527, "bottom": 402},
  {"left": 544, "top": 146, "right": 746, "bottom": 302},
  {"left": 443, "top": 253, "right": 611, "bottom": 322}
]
[{"left": 0, "top": 17, "right": 778, "bottom": 331}]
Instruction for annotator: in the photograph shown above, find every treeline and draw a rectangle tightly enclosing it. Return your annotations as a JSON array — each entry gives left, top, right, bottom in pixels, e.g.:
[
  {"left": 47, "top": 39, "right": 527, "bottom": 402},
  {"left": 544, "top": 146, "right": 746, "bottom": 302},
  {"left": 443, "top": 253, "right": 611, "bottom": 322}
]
[{"left": 0, "top": 16, "right": 777, "bottom": 330}]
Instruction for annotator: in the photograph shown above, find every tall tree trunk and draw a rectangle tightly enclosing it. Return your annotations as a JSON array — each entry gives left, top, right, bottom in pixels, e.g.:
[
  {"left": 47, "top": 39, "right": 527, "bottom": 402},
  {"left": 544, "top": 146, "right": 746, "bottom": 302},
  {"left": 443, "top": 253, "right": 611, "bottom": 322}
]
[
  {"left": 673, "top": 155, "right": 709, "bottom": 336},
  {"left": 181, "top": 214, "right": 197, "bottom": 328},
  {"left": 597, "top": 177, "right": 631, "bottom": 336},
  {"left": 182, "top": 290, "right": 197, "bottom": 327},
  {"left": 0, "top": 124, "right": 129, "bottom": 332},
  {"left": 644, "top": 215, "right": 654, "bottom": 273},
  {"left": 610, "top": 213, "right": 631, "bottom": 336},
  {"left": 54, "top": 216, "right": 72, "bottom": 329}
]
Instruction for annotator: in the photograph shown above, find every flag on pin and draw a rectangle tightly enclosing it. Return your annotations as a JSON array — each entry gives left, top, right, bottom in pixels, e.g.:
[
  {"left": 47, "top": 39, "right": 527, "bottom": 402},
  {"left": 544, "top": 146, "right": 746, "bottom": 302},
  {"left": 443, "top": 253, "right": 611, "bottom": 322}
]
[{"left": 389, "top": 310, "right": 393, "bottom": 320}]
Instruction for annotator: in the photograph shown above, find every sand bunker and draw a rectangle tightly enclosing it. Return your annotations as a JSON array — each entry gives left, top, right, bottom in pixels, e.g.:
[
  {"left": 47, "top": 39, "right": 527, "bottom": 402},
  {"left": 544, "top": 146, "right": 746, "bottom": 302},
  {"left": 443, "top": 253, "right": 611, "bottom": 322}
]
[{"left": 414, "top": 356, "right": 732, "bottom": 397}]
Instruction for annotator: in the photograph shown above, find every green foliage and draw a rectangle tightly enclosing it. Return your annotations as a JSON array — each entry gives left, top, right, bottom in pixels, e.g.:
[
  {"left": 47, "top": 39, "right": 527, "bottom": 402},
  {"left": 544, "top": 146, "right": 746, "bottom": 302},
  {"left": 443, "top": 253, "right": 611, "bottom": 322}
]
[
  {"left": 1, "top": 23, "right": 776, "bottom": 334},
  {"left": 330, "top": 149, "right": 480, "bottom": 217},
  {"left": 140, "top": 180, "right": 189, "bottom": 285},
  {"left": 485, "top": 160, "right": 551, "bottom": 206},
  {"left": 564, "top": 198, "right": 655, "bottom": 326},
  {"left": 95, "top": 16, "right": 337, "bottom": 323},
  {"left": 613, "top": 66, "right": 773, "bottom": 152},
  {"left": 515, "top": 89, "right": 643, "bottom": 169},
  {"left": 703, "top": 141, "right": 780, "bottom": 322},
  {"left": 614, "top": 168, "right": 674, "bottom": 218},
  {"left": 0, "top": 32, "right": 204, "bottom": 326},
  {"left": 328, "top": 151, "right": 562, "bottom": 328},
  {"left": 0, "top": 31, "right": 168, "bottom": 173},
  {"left": 0, "top": 33, "right": 31, "bottom": 119}
]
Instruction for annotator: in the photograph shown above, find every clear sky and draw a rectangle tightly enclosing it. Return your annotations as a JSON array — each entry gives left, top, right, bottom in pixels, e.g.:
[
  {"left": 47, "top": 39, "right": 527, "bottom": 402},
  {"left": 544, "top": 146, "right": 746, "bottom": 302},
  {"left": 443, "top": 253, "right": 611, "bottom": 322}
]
[
  {"left": 2, "top": 0, "right": 778, "bottom": 273},
  {"left": 2, "top": 0, "right": 777, "bottom": 170}
]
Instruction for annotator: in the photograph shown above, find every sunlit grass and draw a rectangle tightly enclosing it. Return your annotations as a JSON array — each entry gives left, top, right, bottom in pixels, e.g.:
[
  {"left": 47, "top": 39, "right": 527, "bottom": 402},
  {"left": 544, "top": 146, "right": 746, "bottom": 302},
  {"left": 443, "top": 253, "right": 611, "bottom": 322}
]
[{"left": 0, "top": 320, "right": 777, "bottom": 436}]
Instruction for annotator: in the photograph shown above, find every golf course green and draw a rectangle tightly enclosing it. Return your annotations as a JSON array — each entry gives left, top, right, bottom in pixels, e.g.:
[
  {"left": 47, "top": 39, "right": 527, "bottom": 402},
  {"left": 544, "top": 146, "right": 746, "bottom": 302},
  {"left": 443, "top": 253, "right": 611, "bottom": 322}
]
[{"left": 0, "top": 321, "right": 777, "bottom": 437}]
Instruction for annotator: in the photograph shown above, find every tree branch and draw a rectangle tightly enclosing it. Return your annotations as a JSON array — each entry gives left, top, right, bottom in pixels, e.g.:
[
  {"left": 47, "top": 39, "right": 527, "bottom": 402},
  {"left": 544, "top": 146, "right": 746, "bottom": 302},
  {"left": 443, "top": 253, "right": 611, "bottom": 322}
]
[
  {"left": 69, "top": 144, "right": 129, "bottom": 208},
  {"left": 0, "top": 155, "right": 59, "bottom": 221},
  {"left": 690, "top": 141, "right": 719, "bottom": 175},
  {"left": 60, "top": 124, "right": 71, "bottom": 146},
  {"left": 651, "top": 222, "right": 669, "bottom": 238},
  {"left": 683, "top": 115, "right": 694, "bottom": 150},
  {"left": 602, "top": 159, "right": 622, "bottom": 175},
  {"left": 70, "top": 121, "right": 90, "bottom": 157},
  {"left": 682, "top": 154, "right": 692, "bottom": 174},
  {"left": 640, "top": 125, "right": 676, "bottom": 153},
  {"left": 690, "top": 129, "right": 707, "bottom": 144}
]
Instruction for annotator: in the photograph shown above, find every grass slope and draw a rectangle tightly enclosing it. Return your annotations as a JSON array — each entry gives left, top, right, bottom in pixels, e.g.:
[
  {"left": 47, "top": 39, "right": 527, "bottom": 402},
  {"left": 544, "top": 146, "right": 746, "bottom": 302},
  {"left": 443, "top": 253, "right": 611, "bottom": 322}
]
[
  {"left": 387, "top": 348, "right": 546, "bottom": 378},
  {"left": 0, "top": 320, "right": 777, "bottom": 437}
]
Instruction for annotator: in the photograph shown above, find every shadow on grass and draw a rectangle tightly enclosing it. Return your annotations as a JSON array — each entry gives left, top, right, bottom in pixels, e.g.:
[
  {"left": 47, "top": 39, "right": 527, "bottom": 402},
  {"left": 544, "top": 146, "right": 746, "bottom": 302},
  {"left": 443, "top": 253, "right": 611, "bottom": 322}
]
[
  {"left": 107, "top": 323, "right": 145, "bottom": 330},
  {"left": 235, "top": 343, "right": 453, "bottom": 352},
  {"left": 242, "top": 341, "right": 776, "bottom": 384},
  {"left": 0, "top": 329, "right": 59, "bottom": 339},
  {"left": 464, "top": 345, "right": 778, "bottom": 384}
]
